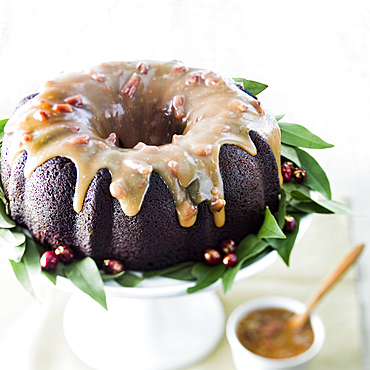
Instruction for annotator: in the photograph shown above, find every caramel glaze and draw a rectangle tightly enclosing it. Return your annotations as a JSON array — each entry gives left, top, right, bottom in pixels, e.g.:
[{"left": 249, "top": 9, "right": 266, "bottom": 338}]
[{"left": 5, "top": 61, "right": 281, "bottom": 228}]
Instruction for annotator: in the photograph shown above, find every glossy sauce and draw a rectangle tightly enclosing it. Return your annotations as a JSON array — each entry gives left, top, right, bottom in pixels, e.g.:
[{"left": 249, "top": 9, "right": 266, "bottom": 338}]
[
  {"left": 237, "top": 308, "right": 314, "bottom": 359},
  {"left": 5, "top": 60, "right": 281, "bottom": 228}
]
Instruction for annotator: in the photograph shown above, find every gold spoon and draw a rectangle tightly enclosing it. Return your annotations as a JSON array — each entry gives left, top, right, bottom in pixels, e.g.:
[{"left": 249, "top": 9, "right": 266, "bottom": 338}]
[{"left": 288, "top": 243, "right": 365, "bottom": 331}]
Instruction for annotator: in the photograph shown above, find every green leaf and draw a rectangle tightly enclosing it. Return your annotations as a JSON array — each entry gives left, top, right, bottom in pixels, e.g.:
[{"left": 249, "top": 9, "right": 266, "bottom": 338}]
[
  {"left": 115, "top": 272, "right": 143, "bottom": 287},
  {"left": 162, "top": 264, "right": 195, "bottom": 281},
  {"left": 291, "top": 196, "right": 354, "bottom": 215},
  {"left": 0, "top": 229, "right": 26, "bottom": 262},
  {"left": 222, "top": 235, "right": 269, "bottom": 292},
  {"left": 187, "top": 262, "right": 225, "bottom": 294},
  {"left": 142, "top": 261, "right": 194, "bottom": 279},
  {"left": 0, "top": 201, "right": 15, "bottom": 228},
  {"left": 282, "top": 182, "right": 311, "bottom": 197},
  {"left": 10, "top": 237, "right": 42, "bottom": 299},
  {"left": 101, "top": 270, "right": 125, "bottom": 281},
  {"left": 275, "top": 189, "right": 287, "bottom": 229},
  {"left": 279, "top": 122, "right": 334, "bottom": 149},
  {"left": 275, "top": 114, "right": 285, "bottom": 121},
  {"left": 0, "top": 118, "right": 8, "bottom": 133},
  {"left": 295, "top": 148, "right": 332, "bottom": 199},
  {"left": 64, "top": 257, "right": 107, "bottom": 310},
  {"left": 233, "top": 78, "right": 268, "bottom": 95},
  {"left": 281, "top": 144, "right": 301, "bottom": 167},
  {"left": 289, "top": 200, "right": 333, "bottom": 214},
  {"left": 266, "top": 214, "right": 300, "bottom": 265},
  {"left": 257, "top": 207, "right": 286, "bottom": 239}
]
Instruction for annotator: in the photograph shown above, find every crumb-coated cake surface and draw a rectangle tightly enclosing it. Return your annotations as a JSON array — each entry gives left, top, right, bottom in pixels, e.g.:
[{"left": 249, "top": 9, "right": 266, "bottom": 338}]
[{"left": 1, "top": 60, "right": 281, "bottom": 271}]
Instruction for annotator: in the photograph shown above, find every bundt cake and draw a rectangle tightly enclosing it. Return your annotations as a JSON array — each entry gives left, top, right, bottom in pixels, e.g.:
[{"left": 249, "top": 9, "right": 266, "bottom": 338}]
[{"left": 1, "top": 60, "right": 281, "bottom": 271}]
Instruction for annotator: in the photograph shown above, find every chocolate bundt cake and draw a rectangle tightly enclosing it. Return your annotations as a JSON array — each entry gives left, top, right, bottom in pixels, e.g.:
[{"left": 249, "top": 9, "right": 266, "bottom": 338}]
[{"left": 1, "top": 60, "right": 281, "bottom": 271}]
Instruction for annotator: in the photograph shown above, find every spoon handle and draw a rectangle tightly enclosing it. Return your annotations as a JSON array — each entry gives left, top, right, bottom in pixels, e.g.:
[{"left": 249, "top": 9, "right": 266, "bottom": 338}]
[{"left": 290, "top": 243, "right": 364, "bottom": 330}]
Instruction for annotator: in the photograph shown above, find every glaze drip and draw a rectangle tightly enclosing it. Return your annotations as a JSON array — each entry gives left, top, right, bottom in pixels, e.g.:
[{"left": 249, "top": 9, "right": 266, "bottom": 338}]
[{"left": 5, "top": 60, "right": 281, "bottom": 228}]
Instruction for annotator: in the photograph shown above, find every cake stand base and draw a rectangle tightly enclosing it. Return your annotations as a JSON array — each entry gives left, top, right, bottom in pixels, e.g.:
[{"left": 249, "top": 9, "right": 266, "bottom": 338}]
[{"left": 63, "top": 290, "right": 225, "bottom": 370}]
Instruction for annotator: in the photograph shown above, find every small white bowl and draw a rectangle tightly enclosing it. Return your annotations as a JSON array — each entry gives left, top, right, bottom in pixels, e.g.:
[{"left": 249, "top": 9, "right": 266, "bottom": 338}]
[{"left": 226, "top": 296, "right": 325, "bottom": 370}]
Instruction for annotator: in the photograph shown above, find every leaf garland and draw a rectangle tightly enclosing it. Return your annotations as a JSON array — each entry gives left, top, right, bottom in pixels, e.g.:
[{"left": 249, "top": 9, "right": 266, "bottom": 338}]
[
  {"left": 0, "top": 79, "right": 354, "bottom": 308},
  {"left": 233, "top": 78, "right": 268, "bottom": 95}
]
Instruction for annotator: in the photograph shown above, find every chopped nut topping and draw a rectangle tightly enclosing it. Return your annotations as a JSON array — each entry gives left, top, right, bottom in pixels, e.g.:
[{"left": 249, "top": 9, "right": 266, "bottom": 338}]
[
  {"left": 68, "top": 135, "right": 90, "bottom": 145},
  {"left": 250, "top": 100, "right": 264, "bottom": 115},
  {"left": 210, "top": 198, "right": 226, "bottom": 212},
  {"left": 97, "top": 142, "right": 108, "bottom": 149},
  {"left": 192, "top": 144, "right": 213, "bottom": 156},
  {"left": 109, "top": 181, "right": 127, "bottom": 199},
  {"left": 172, "top": 95, "right": 186, "bottom": 119},
  {"left": 193, "top": 116, "right": 203, "bottom": 124},
  {"left": 133, "top": 142, "right": 146, "bottom": 150},
  {"left": 208, "top": 78, "right": 225, "bottom": 86},
  {"left": 125, "top": 159, "right": 152, "bottom": 175},
  {"left": 32, "top": 100, "right": 51, "bottom": 109},
  {"left": 107, "top": 132, "right": 117, "bottom": 145},
  {"left": 173, "top": 64, "right": 188, "bottom": 73},
  {"left": 185, "top": 73, "right": 201, "bottom": 86},
  {"left": 219, "top": 111, "right": 237, "bottom": 119},
  {"left": 91, "top": 72, "right": 106, "bottom": 82},
  {"left": 168, "top": 160, "right": 179, "bottom": 177},
  {"left": 121, "top": 73, "right": 140, "bottom": 98},
  {"left": 183, "top": 202, "right": 197, "bottom": 220},
  {"left": 212, "top": 125, "right": 230, "bottom": 133},
  {"left": 201, "top": 71, "right": 225, "bottom": 87},
  {"left": 230, "top": 99, "right": 248, "bottom": 112},
  {"left": 171, "top": 134, "right": 183, "bottom": 144},
  {"left": 65, "top": 95, "right": 83, "bottom": 107},
  {"left": 52, "top": 104, "right": 73, "bottom": 113},
  {"left": 139, "top": 180, "right": 146, "bottom": 189},
  {"left": 33, "top": 110, "right": 50, "bottom": 121},
  {"left": 137, "top": 62, "right": 149, "bottom": 74},
  {"left": 21, "top": 133, "right": 32, "bottom": 144},
  {"left": 134, "top": 142, "right": 160, "bottom": 153}
]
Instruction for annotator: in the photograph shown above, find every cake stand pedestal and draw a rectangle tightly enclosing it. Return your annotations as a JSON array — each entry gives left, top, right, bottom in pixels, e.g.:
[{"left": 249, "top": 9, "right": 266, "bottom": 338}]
[
  {"left": 61, "top": 213, "right": 311, "bottom": 370},
  {"left": 63, "top": 290, "right": 225, "bottom": 370},
  {"left": 61, "top": 251, "right": 278, "bottom": 370}
]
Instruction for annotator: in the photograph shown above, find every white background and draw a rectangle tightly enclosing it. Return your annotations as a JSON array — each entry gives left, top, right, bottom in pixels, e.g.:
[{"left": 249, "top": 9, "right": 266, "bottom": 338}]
[{"left": 0, "top": 0, "right": 369, "bottom": 368}]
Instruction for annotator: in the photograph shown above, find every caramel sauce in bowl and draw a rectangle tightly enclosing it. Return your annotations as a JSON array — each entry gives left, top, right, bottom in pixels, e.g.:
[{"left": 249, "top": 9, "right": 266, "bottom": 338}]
[{"left": 226, "top": 296, "right": 325, "bottom": 370}]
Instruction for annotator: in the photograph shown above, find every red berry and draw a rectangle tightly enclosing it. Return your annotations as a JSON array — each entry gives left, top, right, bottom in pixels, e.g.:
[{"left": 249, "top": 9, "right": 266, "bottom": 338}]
[
  {"left": 222, "top": 253, "right": 238, "bottom": 267},
  {"left": 281, "top": 163, "right": 293, "bottom": 182},
  {"left": 103, "top": 259, "right": 124, "bottom": 274},
  {"left": 284, "top": 161, "right": 295, "bottom": 170},
  {"left": 204, "top": 249, "right": 222, "bottom": 265},
  {"left": 40, "top": 251, "right": 59, "bottom": 270},
  {"left": 293, "top": 168, "right": 307, "bottom": 183},
  {"left": 284, "top": 215, "right": 297, "bottom": 232},
  {"left": 220, "top": 239, "right": 237, "bottom": 254},
  {"left": 55, "top": 246, "right": 74, "bottom": 263}
]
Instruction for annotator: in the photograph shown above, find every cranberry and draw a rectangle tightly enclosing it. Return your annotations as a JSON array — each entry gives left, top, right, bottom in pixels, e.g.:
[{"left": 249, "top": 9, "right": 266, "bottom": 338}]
[
  {"left": 55, "top": 246, "right": 75, "bottom": 263},
  {"left": 284, "top": 215, "right": 297, "bottom": 232},
  {"left": 103, "top": 259, "right": 124, "bottom": 274},
  {"left": 220, "top": 239, "right": 237, "bottom": 254},
  {"left": 293, "top": 168, "right": 307, "bottom": 183},
  {"left": 222, "top": 253, "right": 238, "bottom": 267},
  {"left": 204, "top": 249, "right": 222, "bottom": 265},
  {"left": 281, "top": 163, "right": 293, "bottom": 182},
  {"left": 40, "top": 251, "right": 59, "bottom": 270}
]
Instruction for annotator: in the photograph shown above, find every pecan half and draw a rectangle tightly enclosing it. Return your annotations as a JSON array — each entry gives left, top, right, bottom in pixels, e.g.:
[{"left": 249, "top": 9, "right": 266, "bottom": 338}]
[
  {"left": 121, "top": 73, "right": 140, "bottom": 98},
  {"left": 65, "top": 95, "right": 83, "bottom": 107},
  {"left": 172, "top": 95, "right": 186, "bottom": 119}
]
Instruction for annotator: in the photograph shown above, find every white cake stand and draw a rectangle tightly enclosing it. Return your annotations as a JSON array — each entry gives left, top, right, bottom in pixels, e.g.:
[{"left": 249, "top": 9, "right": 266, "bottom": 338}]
[{"left": 61, "top": 216, "right": 311, "bottom": 370}]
